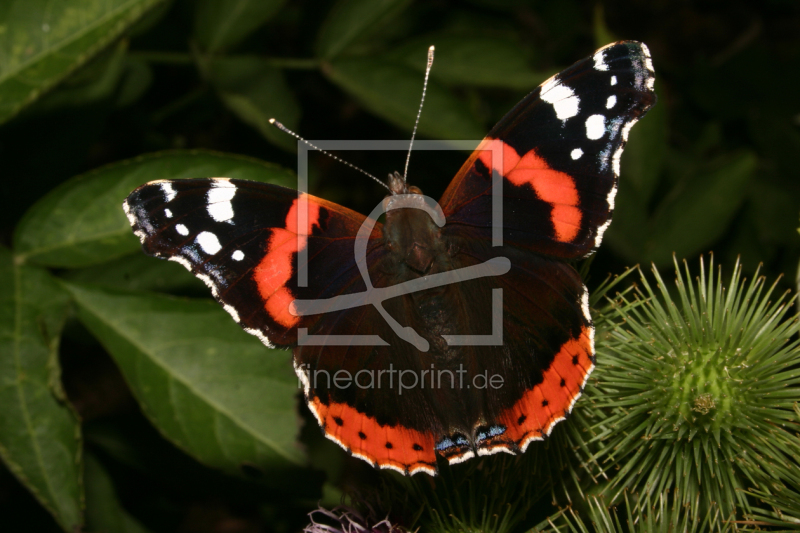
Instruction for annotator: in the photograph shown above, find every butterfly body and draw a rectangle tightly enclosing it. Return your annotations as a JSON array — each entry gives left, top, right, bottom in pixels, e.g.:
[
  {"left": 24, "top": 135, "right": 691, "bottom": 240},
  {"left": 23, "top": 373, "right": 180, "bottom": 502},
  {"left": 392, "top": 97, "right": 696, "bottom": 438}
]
[{"left": 124, "top": 41, "right": 656, "bottom": 475}]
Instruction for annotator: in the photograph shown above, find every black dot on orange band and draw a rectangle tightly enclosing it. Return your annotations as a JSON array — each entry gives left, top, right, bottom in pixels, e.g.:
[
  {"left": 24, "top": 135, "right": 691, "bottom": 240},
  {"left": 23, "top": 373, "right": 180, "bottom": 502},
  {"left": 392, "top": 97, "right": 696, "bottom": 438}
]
[
  {"left": 385, "top": 442, "right": 393, "bottom": 449},
  {"left": 572, "top": 355, "right": 579, "bottom": 365},
  {"left": 333, "top": 416, "right": 344, "bottom": 426},
  {"left": 560, "top": 378, "right": 566, "bottom": 387},
  {"left": 542, "top": 399, "right": 549, "bottom": 407},
  {"left": 518, "top": 415, "right": 527, "bottom": 425},
  {"left": 413, "top": 443, "right": 423, "bottom": 451},
  {"left": 358, "top": 431, "right": 366, "bottom": 440}
]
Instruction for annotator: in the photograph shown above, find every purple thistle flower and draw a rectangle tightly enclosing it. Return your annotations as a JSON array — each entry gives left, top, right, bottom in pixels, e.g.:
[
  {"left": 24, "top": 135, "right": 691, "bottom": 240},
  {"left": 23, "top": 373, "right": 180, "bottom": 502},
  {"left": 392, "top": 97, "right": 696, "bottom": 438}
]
[{"left": 303, "top": 505, "right": 407, "bottom": 533}]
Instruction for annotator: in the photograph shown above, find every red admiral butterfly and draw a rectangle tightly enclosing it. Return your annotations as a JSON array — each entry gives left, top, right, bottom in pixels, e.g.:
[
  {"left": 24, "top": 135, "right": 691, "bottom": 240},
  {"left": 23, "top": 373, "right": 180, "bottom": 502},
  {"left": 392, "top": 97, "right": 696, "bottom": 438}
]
[{"left": 124, "top": 41, "right": 655, "bottom": 476}]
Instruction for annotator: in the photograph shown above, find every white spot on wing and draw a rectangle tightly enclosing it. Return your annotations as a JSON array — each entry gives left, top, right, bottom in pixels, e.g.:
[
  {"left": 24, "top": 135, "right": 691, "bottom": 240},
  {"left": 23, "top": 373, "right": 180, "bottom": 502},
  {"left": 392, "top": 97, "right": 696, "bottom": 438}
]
[
  {"left": 176, "top": 224, "right": 189, "bottom": 236},
  {"left": 519, "top": 433, "right": 544, "bottom": 453},
  {"left": 122, "top": 201, "right": 136, "bottom": 225},
  {"left": 612, "top": 145, "right": 624, "bottom": 176},
  {"left": 380, "top": 463, "right": 406, "bottom": 475},
  {"left": 622, "top": 118, "right": 638, "bottom": 142},
  {"left": 207, "top": 203, "right": 234, "bottom": 223},
  {"left": 581, "top": 287, "right": 591, "bottom": 323},
  {"left": 232, "top": 250, "right": 245, "bottom": 261},
  {"left": 447, "top": 451, "right": 475, "bottom": 465},
  {"left": 642, "top": 43, "right": 652, "bottom": 58},
  {"left": 477, "top": 446, "right": 515, "bottom": 457},
  {"left": 167, "top": 255, "right": 193, "bottom": 271},
  {"left": 244, "top": 326, "right": 275, "bottom": 349},
  {"left": 196, "top": 273, "right": 217, "bottom": 296},
  {"left": 571, "top": 148, "right": 583, "bottom": 160},
  {"left": 196, "top": 231, "right": 222, "bottom": 255},
  {"left": 595, "top": 219, "right": 612, "bottom": 247},
  {"left": 545, "top": 416, "right": 566, "bottom": 436},
  {"left": 207, "top": 180, "right": 237, "bottom": 222},
  {"left": 306, "top": 394, "right": 322, "bottom": 422},
  {"left": 222, "top": 303, "right": 240, "bottom": 323},
  {"left": 607, "top": 180, "right": 618, "bottom": 211},
  {"left": 585, "top": 114, "right": 606, "bottom": 140},
  {"left": 294, "top": 361, "right": 311, "bottom": 397},
  {"left": 351, "top": 451, "right": 378, "bottom": 468},
  {"left": 160, "top": 182, "right": 176, "bottom": 202},
  {"left": 611, "top": 75, "right": 617, "bottom": 85},
  {"left": 323, "top": 431, "right": 350, "bottom": 454},
  {"left": 164, "top": 208, "right": 173, "bottom": 218},
  {"left": 606, "top": 95, "right": 617, "bottom": 109},
  {"left": 593, "top": 49, "right": 609, "bottom": 71},
  {"left": 540, "top": 78, "right": 580, "bottom": 121},
  {"left": 409, "top": 464, "right": 436, "bottom": 476}
]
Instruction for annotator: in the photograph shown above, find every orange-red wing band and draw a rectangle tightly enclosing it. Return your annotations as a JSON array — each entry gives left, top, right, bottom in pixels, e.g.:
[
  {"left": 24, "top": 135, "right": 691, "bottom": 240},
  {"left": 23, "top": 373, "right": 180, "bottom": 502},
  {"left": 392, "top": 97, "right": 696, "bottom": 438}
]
[
  {"left": 476, "top": 138, "right": 582, "bottom": 243},
  {"left": 309, "top": 397, "right": 437, "bottom": 476},
  {"left": 489, "top": 325, "right": 594, "bottom": 453},
  {"left": 253, "top": 195, "right": 321, "bottom": 328}
]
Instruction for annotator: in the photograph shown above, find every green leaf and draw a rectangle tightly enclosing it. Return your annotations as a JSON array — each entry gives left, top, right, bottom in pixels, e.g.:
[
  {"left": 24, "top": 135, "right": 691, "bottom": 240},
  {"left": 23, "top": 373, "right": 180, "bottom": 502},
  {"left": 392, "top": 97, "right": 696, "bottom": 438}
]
[
  {"left": 620, "top": 81, "right": 667, "bottom": 205},
  {"left": 14, "top": 150, "right": 296, "bottom": 268},
  {"left": 84, "top": 453, "right": 151, "bottom": 533},
  {"left": 64, "top": 282, "right": 306, "bottom": 475},
  {"left": 0, "top": 0, "right": 167, "bottom": 124},
  {"left": 193, "top": 0, "right": 287, "bottom": 53},
  {"left": 316, "top": 0, "right": 411, "bottom": 59},
  {"left": 84, "top": 416, "right": 323, "bottom": 500},
  {"left": 326, "top": 58, "right": 485, "bottom": 140},
  {"left": 30, "top": 38, "right": 129, "bottom": 115},
  {"left": 389, "top": 36, "right": 546, "bottom": 89},
  {"left": 115, "top": 54, "right": 153, "bottom": 108},
  {"left": 0, "top": 247, "right": 81, "bottom": 532},
  {"left": 592, "top": 3, "right": 617, "bottom": 49},
  {"left": 646, "top": 151, "right": 757, "bottom": 265},
  {"left": 604, "top": 87, "right": 668, "bottom": 262},
  {"left": 61, "top": 253, "right": 206, "bottom": 294},
  {"left": 202, "top": 56, "right": 300, "bottom": 151}
]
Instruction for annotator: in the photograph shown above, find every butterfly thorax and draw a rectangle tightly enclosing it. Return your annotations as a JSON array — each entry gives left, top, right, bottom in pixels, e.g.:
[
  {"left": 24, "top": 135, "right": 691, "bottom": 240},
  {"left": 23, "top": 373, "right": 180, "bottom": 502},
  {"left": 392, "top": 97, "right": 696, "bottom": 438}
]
[
  {"left": 381, "top": 189, "right": 449, "bottom": 277},
  {"left": 380, "top": 183, "right": 472, "bottom": 360}
]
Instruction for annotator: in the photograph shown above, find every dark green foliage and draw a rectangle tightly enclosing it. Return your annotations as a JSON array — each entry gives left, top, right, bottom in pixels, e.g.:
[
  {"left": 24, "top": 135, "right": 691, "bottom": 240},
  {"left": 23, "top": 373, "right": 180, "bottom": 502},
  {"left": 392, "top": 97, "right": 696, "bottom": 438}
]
[
  {"left": 1, "top": 0, "right": 799, "bottom": 531},
  {"left": 582, "top": 258, "right": 800, "bottom": 522}
]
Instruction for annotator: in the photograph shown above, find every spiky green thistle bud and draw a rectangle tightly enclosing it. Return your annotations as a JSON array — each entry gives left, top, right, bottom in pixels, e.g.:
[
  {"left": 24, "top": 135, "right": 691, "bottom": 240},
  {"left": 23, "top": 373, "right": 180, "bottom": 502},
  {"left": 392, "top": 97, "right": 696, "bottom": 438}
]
[
  {"left": 532, "top": 491, "right": 730, "bottom": 532},
  {"left": 584, "top": 256, "right": 800, "bottom": 521}
]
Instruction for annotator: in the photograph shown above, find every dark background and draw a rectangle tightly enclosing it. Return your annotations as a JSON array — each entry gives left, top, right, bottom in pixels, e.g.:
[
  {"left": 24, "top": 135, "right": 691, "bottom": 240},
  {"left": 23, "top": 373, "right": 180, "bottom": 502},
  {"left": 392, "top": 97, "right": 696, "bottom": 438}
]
[{"left": 2, "top": 0, "right": 799, "bottom": 531}]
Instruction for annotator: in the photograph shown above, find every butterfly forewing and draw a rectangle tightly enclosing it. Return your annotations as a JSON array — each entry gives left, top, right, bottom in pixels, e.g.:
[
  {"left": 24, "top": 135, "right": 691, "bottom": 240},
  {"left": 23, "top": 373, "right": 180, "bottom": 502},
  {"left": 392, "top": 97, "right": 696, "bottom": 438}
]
[
  {"left": 440, "top": 41, "right": 656, "bottom": 259},
  {"left": 124, "top": 178, "right": 387, "bottom": 347}
]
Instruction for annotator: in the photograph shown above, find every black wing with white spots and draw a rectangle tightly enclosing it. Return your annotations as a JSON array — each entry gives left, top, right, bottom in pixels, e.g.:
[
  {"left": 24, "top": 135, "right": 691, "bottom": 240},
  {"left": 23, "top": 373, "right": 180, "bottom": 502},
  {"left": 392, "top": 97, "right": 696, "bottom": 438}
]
[
  {"left": 123, "top": 178, "right": 388, "bottom": 348},
  {"left": 440, "top": 40, "right": 656, "bottom": 259}
]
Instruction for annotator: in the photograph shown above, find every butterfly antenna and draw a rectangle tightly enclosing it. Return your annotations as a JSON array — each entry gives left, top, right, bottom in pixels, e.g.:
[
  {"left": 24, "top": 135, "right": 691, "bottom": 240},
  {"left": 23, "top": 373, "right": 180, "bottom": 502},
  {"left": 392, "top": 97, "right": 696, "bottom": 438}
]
[
  {"left": 269, "top": 119, "right": 391, "bottom": 192},
  {"left": 403, "top": 45, "right": 435, "bottom": 182}
]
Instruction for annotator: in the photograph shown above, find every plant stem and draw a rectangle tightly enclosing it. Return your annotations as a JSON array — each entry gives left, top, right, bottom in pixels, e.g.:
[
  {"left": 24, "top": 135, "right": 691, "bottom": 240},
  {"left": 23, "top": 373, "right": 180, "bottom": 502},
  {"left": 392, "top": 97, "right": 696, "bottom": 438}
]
[
  {"left": 131, "top": 51, "right": 195, "bottom": 65},
  {"left": 130, "top": 51, "right": 319, "bottom": 70},
  {"left": 150, "top": 85, "right": 209, "bottom": 124}
]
